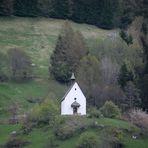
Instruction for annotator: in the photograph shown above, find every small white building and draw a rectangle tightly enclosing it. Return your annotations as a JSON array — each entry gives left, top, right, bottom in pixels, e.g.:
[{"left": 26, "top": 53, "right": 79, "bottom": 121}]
[{"left": 61, "top": 74, "right": 86, "bottom": 115}]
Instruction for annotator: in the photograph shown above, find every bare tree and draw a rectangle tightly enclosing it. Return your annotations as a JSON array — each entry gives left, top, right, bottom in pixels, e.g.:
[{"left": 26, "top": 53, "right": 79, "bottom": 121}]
[
  {"left": 100, "top": 56, "right": 120, "bottom": 85},
  {"left": 8, "top": 48, "right": 32, "bottom": 81}
]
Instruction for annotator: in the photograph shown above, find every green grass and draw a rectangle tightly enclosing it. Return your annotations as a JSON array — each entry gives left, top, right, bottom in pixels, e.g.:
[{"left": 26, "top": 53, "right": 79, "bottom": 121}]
[
  {"left": 123, "top": 136, "right": 148, "bottom": 148},
  {"left": 0, "top": 79, "right": 67, "bottom": 119},
  {"left": 0, "top": 124, "right": 21, "bottom": 145},
  {"left": 96, "top": 118, "right": 138, "bottom": 130},
  {"left": 0, "top": 118, "right": 147, "bottom": 148}
]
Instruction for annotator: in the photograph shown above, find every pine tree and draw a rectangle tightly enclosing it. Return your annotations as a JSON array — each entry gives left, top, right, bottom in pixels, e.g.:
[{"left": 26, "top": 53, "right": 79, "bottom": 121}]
[
  {"left": 118, "top": 63, "right": 134, "bottom": 88},
  {"left": 124, "top": 81, "right": 141, "bottom": 109},
  {"left": 0, "top": 0, "right": 13, "bottom": 16},
  {"left": 50, "top": 21, "right": 88, "bottom": 83}
]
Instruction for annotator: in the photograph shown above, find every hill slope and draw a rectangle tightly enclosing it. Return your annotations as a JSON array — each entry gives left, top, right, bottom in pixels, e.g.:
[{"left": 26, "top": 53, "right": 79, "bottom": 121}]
[{"left": 0, "top": 17, "right": 143, "bottom": 119}]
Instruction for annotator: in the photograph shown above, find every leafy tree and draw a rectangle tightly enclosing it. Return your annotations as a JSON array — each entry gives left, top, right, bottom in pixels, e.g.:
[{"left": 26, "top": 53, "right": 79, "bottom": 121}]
[
  {"left": 8, "top": 48, "right": 32, "bottom": 81},
  {"left": 28, "top": 98, "right": 59, "bottom": 125},
  {"left": 77, "top": 54, "right": 100, "bottom": 106},
  {"left": 100, "top": 101, "right": 121, "bottom": 118},
  {"left": 50, "top": 21, "right": 88, "bottom": 83},
  {"left": 77, "top": 131, "right": 98, "bottom": 148}
]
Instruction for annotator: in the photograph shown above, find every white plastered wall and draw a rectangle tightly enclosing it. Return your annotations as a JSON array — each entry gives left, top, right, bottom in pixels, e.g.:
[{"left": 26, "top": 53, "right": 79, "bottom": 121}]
[{"left": 61, "top": 82, "right": 86, "bottom": 115}]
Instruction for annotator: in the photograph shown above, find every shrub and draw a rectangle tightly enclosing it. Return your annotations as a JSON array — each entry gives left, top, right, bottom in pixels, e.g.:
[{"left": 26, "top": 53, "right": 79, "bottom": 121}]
[
  {"left": 4, "top": 137, "right": 29, "bottom": 148},
  {"left": 100, "top": 101, "right": 121, "bottom": 118},
  {"left": 27, "top": 99, "right": 59, "bottom": 126},
  {"left": 54, "top": 116, "right": 93, "bottom": 140},
  {"left": 77, "top": 131, "right": 98, "bottom": 148},
  {"left": 126, "top": 109, "right": 148, "bottom": 135},
  {"left": 119, "top": 30, "right": 133, "bottom": 45},
  {"left": 47, "top": 134, "right": 57, "bottom": 148},
  {"left": 88, "top": 107, "right": 103, "bottom": 118},
  {"left": 100, "top": 127, "right": 124, "bottom": 148}
]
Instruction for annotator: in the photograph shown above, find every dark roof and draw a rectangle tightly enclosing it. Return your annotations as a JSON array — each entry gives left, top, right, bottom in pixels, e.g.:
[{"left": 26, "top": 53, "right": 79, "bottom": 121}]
[
  {"left": 61, "top": 82, "right": 75, "bottom": 101},
  {"left": 71, "top": 101, "right": 80, "bottom": 107}
]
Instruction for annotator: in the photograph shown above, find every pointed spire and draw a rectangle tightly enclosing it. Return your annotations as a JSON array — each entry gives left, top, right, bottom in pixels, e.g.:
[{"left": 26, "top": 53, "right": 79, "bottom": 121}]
[{"left": 70, "top": 72, "right": 75, "bottom": 81}]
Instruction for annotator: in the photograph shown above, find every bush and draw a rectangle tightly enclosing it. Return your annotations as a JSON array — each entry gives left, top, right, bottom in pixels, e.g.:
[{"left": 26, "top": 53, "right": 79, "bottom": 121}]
[
  {"left": 126, "top": 109, "right": 148, "bottom": 135},
  {"left": 47, "top": 134, "right": 58, "bottom": 148},
  {"left": 100, "top": 101, "right": 121, "bottom": 119},
  {"left": 88, "top": 107, "right": 103, "bottom": 118},
  {"left": 27, "top": 99, "right": 59, "bottom": 125},
  {"left": 100, "top": 127, "right": 124, "bottom": 148},
  {"left": 4, "top": 137, "right": 29, "bottom": 148},
  {"left": 54, "top": 116, "right": 93, "bottom": 140},
  {"left": 119, "top": 30, "right": 133, "bottom": 45},
  {"left": 77, "top": 131, "right": 98, "bottom": 148}
]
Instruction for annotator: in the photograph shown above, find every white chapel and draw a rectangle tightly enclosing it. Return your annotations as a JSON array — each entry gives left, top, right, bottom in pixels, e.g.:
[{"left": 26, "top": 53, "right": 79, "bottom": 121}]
[{"left": 61, "top": 73, "right": 86, "bottom": 115}]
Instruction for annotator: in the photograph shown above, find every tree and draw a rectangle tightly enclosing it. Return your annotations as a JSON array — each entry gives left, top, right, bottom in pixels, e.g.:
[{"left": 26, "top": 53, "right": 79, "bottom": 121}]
[
  {"left": 8, "top": 48, "right": 32, "bottom": 81},
  {"left": 77, "top": 54, "right": 100, "bottom": 106},
  {"left": 0, "top": 52, "right": 8, "bottom": 82},
  {"left": 100, "top": 56, "right": 120, "bottom": 85},
  {"left": 0, "top": 0, "right": 13, "bottom": 16},
  {"left": 50, "top": 21, "right": 88, "bottom": 83},
  {"left": 118, "top": 63, "right": 134, "bottom": 88},
  {"left": 100, "top": 101, "right": 121, "bottom": 118},
  {"left": 124, "top": 81, "right": 141, "bottom": 109},
  {"left": 77, "top": 131, "right": 98, "bottom": 148},
  {"left": 14, "top": 0, "right": 37, "bottom": 16}
]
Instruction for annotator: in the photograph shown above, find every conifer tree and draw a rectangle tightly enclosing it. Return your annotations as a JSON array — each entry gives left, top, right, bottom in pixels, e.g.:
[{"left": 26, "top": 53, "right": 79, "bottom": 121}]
[{"left": 50, "top": 21, "right": 88, "bottom": 83}]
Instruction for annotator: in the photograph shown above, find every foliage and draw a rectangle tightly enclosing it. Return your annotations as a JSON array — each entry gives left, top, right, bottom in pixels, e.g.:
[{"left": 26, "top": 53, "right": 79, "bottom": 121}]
[
  {"left": 118, "top": 63, "right": 134, "bottom": 88},
  {"left": 54, "top": 116, "right": 93, "bottom": 140},
  {"left": 47, "top": 134, "right": 57, "bottom": 148},
  {"left": 100, "top": 127, "right": 124, "bottom": 148},
  {"left": 50, "top": 21, "right": 88, "bottom": 83},
  {"left": 0, "top": 0, "right": 13, "bottom": 16},
  {"left": 120, "top": 30, "right": 133, "bottom": 45},
  {"left": 126, "top": 109, "right": 148, "bottom": 135},
  {"left": 8, "top": 48, "right": 32, "bottom": 81},
  {"left": 77, "top": 131, "right": 98, "bottom": 148},
  {"left": 100, "top": 101, "right": 121, "bottom": 119},
  {"left": 4, "top": 136, "right": 30, "bottom": 148},
  {"left": 88, "top": 107, "right": 103, "bottom": 118},
  {"left": 0, "top": 52, "right": 8, "bottom": 82},
  {"left": 123, "top": 81, "right": 141, "bottom": 109},
  {"left": 77, "top": 54, "right": 100, "bottom": 105},
  {"left": 14, "top": 0, "right": 38, "bottom": 16},
  {"left": 28, "top": 99, "right": 59, "bottom": 125}
]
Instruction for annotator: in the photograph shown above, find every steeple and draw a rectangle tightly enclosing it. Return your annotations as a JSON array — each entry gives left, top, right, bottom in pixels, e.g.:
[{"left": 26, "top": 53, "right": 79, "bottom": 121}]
[
  {"left": 71, "top": 72, "right": 75, "bottom": 80},
  {"left": 70, "top": 72, "right": 75, "bottom": 84}
]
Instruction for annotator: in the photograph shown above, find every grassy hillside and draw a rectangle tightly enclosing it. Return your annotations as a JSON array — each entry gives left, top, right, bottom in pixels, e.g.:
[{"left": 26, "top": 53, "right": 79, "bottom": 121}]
[
  {"left": 0, "top": 16, "right": 143, "bottom": 119},
  {"left": 0, "top": 117, "right": 148, "bottom": 148}
]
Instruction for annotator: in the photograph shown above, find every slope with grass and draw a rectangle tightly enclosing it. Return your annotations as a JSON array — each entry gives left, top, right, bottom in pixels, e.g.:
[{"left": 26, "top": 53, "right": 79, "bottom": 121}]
[
  {"left": 0, "top": 117, "right": 148, "bottom": 148},
  {"left": 0, "top": 16, "right": 143, "bottom": 119}
]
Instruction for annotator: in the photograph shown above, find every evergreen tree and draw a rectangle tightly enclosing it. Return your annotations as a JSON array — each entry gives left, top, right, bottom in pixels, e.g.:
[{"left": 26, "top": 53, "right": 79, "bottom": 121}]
[
  {"left": 0, "top": 0, "right": 13, "bottom": 16},
  {"left": 118, "top": 63, "right": 134, "bottom": 88},
  {"left": 124, "top": 81, "right": 141, "bottom": 109},
  {"left": 14, "top": 0, "right": 38, "bottom": 16},
  {"left": 50, "top": 21, "right": 88, "bottom": 83}
]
